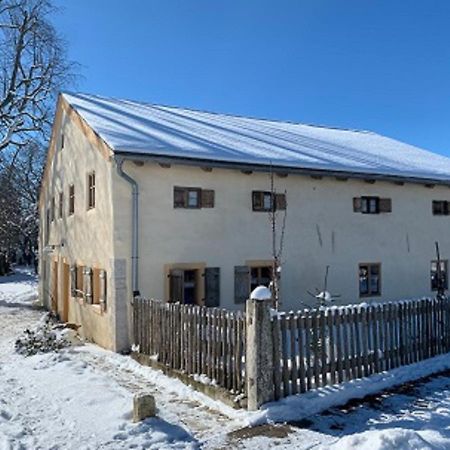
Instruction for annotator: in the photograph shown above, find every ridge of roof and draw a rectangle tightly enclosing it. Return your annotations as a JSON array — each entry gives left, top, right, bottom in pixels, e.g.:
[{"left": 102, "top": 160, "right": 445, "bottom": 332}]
[{"left": 62, "top": 91, "right": 373, "bottom": 136}]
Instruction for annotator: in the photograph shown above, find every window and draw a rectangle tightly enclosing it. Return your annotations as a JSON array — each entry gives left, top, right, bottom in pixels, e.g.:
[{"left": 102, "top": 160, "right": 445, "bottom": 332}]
[
  {"left": 169, "top": 268, "right": 199, "bottom": 305},
  {"left": 58, "top": 192, "right": 63, "bottom": 219},
  {"left": 431, "top": 260, "right": 448, "bottom": 291},
  {"left": 353, "top": 197, "right": 391, "bottom": 214},
  {"left": 250, "top": 266, "right": 273, "bottom": 292},
  {"left": 359, "top": 263, "right": 381, "bottom": 297},
  {"left": 252, "top": 191, "right": 286, "bottom": 212},
  {"left": 76, "top": 265, "right": 84, "bottom": 297},
  {"left": 61, "top": 133, "right": 65, "bottom": 150},
  {"left": 51, "top": 197, "right": 55, "bottom": 222},
  {"left": 234, "top": 263, "right": 273, "bottom": 304},
  {"left": 432, "top": 201, "right": 449, "bottom": 216},
  {"left": 87, "top": 172, "right": 95, "bottom": 210},
  {"left": 361, "top": 196, "right": 379, "bottom": 214},
  {"left": 173, "top": 187, "right": 214, "bottom": 208},
  {"left": 68, "top": 185, "right": 75, "bottom": 215}
]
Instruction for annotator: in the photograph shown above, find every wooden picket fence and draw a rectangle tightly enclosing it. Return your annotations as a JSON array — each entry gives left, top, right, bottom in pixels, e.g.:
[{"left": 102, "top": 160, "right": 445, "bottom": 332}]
[
  {"left": 133, "top": 298, "right": 247, "bottom": 395},
  {"left": 272, "top": 296, "right": 450, "bottom": 399}
]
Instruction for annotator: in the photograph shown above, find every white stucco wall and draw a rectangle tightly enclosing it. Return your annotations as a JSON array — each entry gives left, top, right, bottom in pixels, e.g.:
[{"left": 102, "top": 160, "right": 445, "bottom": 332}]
[
  {"left": 113, "top": 160, "right": 450, "bottom": 316},
  {"left": 39, "top": 104, "right": 117, "bottom": 349},
  {"left": 40, "top": 106, "right": 450, "bottom": 352}
]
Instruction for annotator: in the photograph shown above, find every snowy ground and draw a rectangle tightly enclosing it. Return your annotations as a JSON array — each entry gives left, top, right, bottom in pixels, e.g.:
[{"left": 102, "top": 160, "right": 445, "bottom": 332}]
[{"left": 3, "top": 268, "right": 450, "bottom": 449}]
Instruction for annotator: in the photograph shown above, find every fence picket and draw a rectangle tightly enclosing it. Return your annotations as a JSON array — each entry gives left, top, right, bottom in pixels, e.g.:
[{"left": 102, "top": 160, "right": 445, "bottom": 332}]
[
  {"left": 280, "top": 314, "right": 290, "bottom": 396},
  {"left": 304, "top": 313, "right": 313, "bottom": 391},
  {"left": 297, "top": 315, "right": 306, "bottom": 393},
  {"left": 289, "top": 313, "right": 299, "bottom": 394},
  {"left": 328, "top": 309, "right": 336, "bottom": 385},
  {"left": 320, "top": 309, "right": 328, "bottom": 386},
  {"left": 272, "top": 316, "right": 282, "bottom": 400}
]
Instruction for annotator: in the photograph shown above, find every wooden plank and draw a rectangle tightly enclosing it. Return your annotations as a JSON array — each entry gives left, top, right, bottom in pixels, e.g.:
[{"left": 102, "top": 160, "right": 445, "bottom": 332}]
[
  {"left": 236, "top": 312, "right": 242, "bottom": 392},
  {"left": 237, "top": 312, "right": 244, "bottom": 393},
  {"left": 444, "top": 297, "right": 450, "bottom": 352},
  {"left": 320, "top": 309, "right": 328, "bottom": 386},
  {"left": 176, "top": 304, "right": 181, "bottom": 370},
  {"left": 413, "top": 300, "right": 419, "bottom": 363},
  {"left": 328, "top": 309, "right": 336, "bottom": 385},
  {"left": 290, "top": 313, "right": 299, "bottom": 394},
  {"left": 226, "top": 311, "right": 232, "bottom": 390},
  {"left": 370, "top": 305, "right": 378, "bottom": 375},
  {"left": 417, "top": 300, "right": 423, "bottom": 362},
  {"left": 218, "top": 310, "right": 224, "bottom": 386},
  {"left": 297, "top": 315, "right": 306, "bottom": 393},
  {"left": 342, "top": 308, "right": 351, "bottom": 381},
  {"left": 380, "top": 303, "right": 388, "bottom": 371},
  {"left": 335, "top": 309, "right": 344, "bottom": 383},
  {"left": 347, "top": 307, "right": 357, "bottom": 380},
  {"left": 398, "top": 302, "right": 404, "bottom": 367},
  {"left": 207, "top": 309, "right": 212, "bottom": 379},
  {"left": 438, "top": 297, "right": 444, "bottom": 355},
  {"left": 407, "top": 301, "right": 413, "bottom": 364},
  {"left": 187, "top": 306, "right": 193, "bottom": 374},
  {"left": 387, "top": 303, "right": 395, "bottom": 369},
  {"left": 353, "top": 306, "right": 363, "bottom": 378},
  {"left": 366, "top": 306, "right": 374, "bottom": 376},
  {"left": 272, "top": 316, "right": 282, "bottom": 400},
  {"left": 213, "top": 308, "right": 219, "bottom": 382},
  {"left": 424, "top": 299, "right": 430, "bottom": 360},
  {"left": 280, "top": 314, "right": 290, "bottom": 396},
  {"left": 312, "top": 311, "right": 321, "bottom": 388},
  {"left": 403, "top": 301, "right": 410, "bottom": 365},
  {"left": 304, "top": 313, "right": 313, "bottom": 391},
  {"left": 393, "top": 302, "right": 401, "bottom": 367},
  {"left": 226, "top": 312, "right": 233, "bottom": 391},
  {"left": 361, "top": 306, "right": 370, "bottom": 376},
  {"left": 443, "top": 298, "right": 450, "bottom": 353}
]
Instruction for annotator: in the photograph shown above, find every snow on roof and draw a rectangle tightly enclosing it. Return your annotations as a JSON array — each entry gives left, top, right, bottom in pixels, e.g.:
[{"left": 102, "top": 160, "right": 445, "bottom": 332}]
[{"left": 63, "top": 92, "right": 450, "bottom": 182}]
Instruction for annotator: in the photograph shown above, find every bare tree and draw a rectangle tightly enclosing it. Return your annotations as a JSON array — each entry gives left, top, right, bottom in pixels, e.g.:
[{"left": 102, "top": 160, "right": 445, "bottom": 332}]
[
  {"left": 268, "top": 166, "right": 287, "bottom": 310},
  {"left": 0, "top": 0, "right": 72, "bottom": 154}
]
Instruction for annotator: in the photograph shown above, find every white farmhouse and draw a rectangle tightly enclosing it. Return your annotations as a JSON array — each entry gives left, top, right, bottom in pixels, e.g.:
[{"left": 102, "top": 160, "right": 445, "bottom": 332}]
[{"left": 39, "top": 92, "right": 450, "bottom": 351}]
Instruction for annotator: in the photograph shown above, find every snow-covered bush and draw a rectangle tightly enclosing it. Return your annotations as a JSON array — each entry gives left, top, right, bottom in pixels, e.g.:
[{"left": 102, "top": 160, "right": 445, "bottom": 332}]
[{"left": 15, "top": 313, "right": 70, "bottom": 356}]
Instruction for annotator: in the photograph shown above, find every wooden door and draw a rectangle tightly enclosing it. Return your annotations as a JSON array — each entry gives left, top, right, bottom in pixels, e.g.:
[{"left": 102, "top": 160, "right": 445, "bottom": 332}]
[
  {"left": 51, "top": 260, "right": 58, "bottom": 312},
  {"left": 61, "top": 263, "right": 70, "bottom": 322}
]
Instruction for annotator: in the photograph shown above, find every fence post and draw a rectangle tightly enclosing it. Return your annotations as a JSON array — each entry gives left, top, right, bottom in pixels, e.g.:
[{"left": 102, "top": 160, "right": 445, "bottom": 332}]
[{"left": 246, "top": 287, "right": 274, "bottom": 410}]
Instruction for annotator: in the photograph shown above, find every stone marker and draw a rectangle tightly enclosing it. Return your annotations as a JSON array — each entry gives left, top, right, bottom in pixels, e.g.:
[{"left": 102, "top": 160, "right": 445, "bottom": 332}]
[{"left": 133, "top": 394, "right": 156, "bottom": 422}]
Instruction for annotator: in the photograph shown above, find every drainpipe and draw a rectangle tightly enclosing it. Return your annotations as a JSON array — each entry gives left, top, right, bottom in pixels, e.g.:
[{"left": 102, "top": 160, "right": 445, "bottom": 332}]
[{"left": 115, "top": 157, "right": 140, "bottom": 297}]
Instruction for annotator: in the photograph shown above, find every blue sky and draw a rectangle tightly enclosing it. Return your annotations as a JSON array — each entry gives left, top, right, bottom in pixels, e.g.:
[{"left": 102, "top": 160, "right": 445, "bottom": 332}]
[{"left": 53, "top": 1, "right": 450, "bottom": 156}]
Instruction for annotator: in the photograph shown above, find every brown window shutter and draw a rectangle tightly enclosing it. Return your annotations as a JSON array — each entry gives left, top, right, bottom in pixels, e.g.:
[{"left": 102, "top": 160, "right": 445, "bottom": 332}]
[
  {"left": 275, "top": 193, "right": 286, "bottom": 210},
  {"left": 84, "top": 267, "right": 93, "bottom": 304},
  {"left": 169, "top": 269, "right": 184, "bottom": 303},
  {"left": 92, "top": 268, "right": 101, "bottom": 304},
  {"left": 174, "top": 187, "right": 186, "bottom": 208},
  {"left": 205, "top": 267, "right": 220, "bottom": 307},
  {"left": 201, "top": 190, "right": 215, "bottom": 208},
  {"left": 353, "top": 197, "right": 362, "bottom": 212},
  {"left": 99, "top": 269, "right": 107, "bottom": 311},
  {"left": 70, "top": 265, "right": 77, "bottom": 297},
  {"left": 252, "top": 191, "right": 263, "bottom": 211},
  {"left": 76, "top": 265, "right": 84, "bottom": 294},
  {"left": 379, "top": 198, "right": 392, "bottom": 213},
  {"left": 234, "top": 265, "right": 250, "bottom": 304}
]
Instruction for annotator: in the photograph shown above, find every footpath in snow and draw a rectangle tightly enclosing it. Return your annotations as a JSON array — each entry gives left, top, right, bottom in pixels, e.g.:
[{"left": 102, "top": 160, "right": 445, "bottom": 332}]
[{"left": 2, "top": 268, "right": 450, "bottom": 449}]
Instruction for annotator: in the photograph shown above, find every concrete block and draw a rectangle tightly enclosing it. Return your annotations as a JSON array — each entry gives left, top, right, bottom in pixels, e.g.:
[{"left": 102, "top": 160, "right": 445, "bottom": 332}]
[{"left": 133, "top": 394, "right": 156, "bottom": 422}]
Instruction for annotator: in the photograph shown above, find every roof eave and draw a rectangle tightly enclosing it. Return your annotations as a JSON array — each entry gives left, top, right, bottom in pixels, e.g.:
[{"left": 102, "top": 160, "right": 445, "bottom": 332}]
[{"left": 113, "top": 151, "right": 450, "bottom": 187}]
